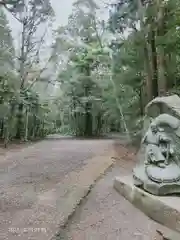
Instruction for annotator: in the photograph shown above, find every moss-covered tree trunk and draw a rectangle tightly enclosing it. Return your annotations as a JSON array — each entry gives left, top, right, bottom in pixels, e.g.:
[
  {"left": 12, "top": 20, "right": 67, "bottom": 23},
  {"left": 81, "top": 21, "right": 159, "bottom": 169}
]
[
  {"left": 15, "top": 101, "right": 24, "bottom": 139},
  {"left": 157, "top": 0, "right": 167, "bottom": 96},
  {"left": 149, "top": 26, "right": 159, "bottom": 98},
  {"left": 138, "top": 0, "right": 154, "bottom": 102}
]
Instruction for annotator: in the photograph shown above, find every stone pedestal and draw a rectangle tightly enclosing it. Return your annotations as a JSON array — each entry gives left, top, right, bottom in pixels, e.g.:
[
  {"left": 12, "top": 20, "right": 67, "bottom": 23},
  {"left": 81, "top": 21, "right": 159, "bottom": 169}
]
[
  {"left": 133, "top": 164, "right": 180, "bottom": 196},
  {"left": 113, "top": 175, "right": 180, "bottom": 234}
]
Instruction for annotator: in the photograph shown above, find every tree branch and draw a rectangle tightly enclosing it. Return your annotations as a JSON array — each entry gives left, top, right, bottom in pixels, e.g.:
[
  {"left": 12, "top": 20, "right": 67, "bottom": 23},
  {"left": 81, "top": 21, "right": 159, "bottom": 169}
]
[
  {"left": 24, "top": 57, "right": 51, "bottom": 92},
  {"left": 91, "top": 13, "right": 105, "bottom": 49}
]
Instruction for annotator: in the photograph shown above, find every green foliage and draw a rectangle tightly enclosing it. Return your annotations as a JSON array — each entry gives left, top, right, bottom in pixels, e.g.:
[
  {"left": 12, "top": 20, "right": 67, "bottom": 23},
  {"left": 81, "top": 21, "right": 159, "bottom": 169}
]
[
  {"left": 0, "top": 8, "right": 14, "bottom": 71},
  {"left": 1, "top": 0, "right": 180, "bottom": 145},
  {"left": 50, "top": 0, "right": 140, "bottom": 137},
  {"left": 0, "top": 6, "right": 56, "bottom": 146}
]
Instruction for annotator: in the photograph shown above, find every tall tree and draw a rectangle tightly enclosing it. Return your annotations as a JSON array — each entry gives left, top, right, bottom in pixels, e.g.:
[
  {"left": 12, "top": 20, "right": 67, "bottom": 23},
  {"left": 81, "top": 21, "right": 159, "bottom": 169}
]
[
  {"left": 52, "top": 0, "right": 107, "bottom": 136},
  {"left": 0, "top": 8, "right": 14, "bottom": 73},
  {"left": 10, "top": 0, "right": 54, "bottom": 139}
]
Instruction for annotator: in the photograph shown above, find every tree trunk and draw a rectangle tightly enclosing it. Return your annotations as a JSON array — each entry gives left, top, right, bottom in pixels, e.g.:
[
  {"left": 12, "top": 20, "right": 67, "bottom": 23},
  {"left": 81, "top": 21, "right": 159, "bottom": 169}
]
[
  {"left": 149, "top": 27, "right": 159, "bottom": 98},
  {"left": 166, "top": 53, "right": 176, "bottom": 89},
  {"left": 143, "top": 46, "right": 153, "bottom": 102},
  {"left": 139, "top": 85, "right": 144, "bottom": 116},
  {"left": 137, "top": 0, "right": 153, "bottom": 102},
  {"left": 24, "top": 108, "right": 29, "bottom": 141},
  {"left": 0, "top": 120, "right": 4, "bottom": 138},
  {"left": 4, "top": 117, "right": 9, "bottom": 148},
  {"left": 157, "top": 0, "right": 167, "bottom": 96},
  {"left": 84, "top": 85, "right": 93, "bottom": 137},
  {"left": 8, "top": 103, "right": 16, "bottom": 141},
  {"left": 16, "top": 13, "right": 26, "bottom": 140},
  {"left": 84, "top": 106, "right": 93, "bottom": 136},
  {"left": 84, "top": 67, "right": 93, "bottom": 137},
  {"left": 109, "top": 70, "right": 130, "bottom": 139},
  {"left": 15, "top": 102, "right": 24, "bottom": 139},
  {"left": 96, "top": 112, "right": 102, "bottom": 136},
  {"left": 157, "top": 47, "right": 166, "bottom": 96}
]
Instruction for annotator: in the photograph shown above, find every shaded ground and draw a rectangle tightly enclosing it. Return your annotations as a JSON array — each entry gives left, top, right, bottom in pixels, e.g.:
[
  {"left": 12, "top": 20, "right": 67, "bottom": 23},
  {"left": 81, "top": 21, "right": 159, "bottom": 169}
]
[
  {"left": 0, "top": 136, "right": 161, "bottom": 239},
  {"left": 60, "top": 146, "right": 161, "bottom": 240},
  {"left": 0, "top": 141, "right": 33, "bottom": 156},
  {"left": 0, "top": 138, "right": 113, "bottom": 239}
]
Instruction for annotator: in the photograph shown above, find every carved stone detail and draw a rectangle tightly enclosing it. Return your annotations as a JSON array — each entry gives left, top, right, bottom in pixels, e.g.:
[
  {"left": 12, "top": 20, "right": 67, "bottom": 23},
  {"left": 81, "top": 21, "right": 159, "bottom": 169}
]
[{"left": 133, "top": 95, "right": 180, "bottom": 195}]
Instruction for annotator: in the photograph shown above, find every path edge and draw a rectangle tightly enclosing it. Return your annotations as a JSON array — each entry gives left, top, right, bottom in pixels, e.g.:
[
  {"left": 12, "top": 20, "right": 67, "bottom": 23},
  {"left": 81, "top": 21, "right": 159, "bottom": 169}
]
[{"left": 51, "top": 151, "right": 115, "bottom": 240}]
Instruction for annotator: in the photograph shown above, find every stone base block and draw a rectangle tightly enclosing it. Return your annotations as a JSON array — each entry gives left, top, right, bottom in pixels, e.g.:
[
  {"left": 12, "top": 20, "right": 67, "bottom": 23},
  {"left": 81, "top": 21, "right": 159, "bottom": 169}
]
[{"left": 114, "top": 175, "right": 180, "bottom": 233}]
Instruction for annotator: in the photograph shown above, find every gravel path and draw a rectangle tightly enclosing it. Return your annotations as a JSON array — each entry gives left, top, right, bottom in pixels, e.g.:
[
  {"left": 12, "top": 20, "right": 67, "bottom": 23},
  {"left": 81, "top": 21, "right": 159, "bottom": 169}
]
[
  {"left": 0, "top": 138, "right": 113, "bottom": 239},
  {"left": 60, "top": 153, "right": 161, "bottom": 240}
]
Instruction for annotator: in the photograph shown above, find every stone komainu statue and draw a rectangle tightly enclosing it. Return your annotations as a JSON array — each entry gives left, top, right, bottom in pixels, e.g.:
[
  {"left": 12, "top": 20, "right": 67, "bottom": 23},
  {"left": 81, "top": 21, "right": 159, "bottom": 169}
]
[{"left": 133, "top": 95, "right": 180, "bottom": 196}]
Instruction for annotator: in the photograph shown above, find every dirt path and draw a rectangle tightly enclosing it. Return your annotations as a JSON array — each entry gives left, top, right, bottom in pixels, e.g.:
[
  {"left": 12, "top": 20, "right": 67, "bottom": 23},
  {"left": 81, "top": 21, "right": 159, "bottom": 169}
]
[
  {"left": 0, "top": 138, "right": 114, "bottom": 240},
  {"left": 60, "top": 148, "right": 161, "bottom": 240}
]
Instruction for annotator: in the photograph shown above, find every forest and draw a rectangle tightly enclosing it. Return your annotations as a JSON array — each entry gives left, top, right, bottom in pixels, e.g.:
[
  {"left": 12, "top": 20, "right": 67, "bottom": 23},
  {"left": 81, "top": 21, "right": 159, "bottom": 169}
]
[{"left": 0, "top": 0, "right": 179, "bottom": 146}]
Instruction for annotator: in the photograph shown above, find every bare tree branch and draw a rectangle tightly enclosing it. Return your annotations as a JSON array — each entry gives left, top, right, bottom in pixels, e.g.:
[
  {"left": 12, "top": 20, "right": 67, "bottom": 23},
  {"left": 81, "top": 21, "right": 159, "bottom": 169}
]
[
  {"left": 24, "top": 55, "right": 52, "bottom": 92},
  {"left": 16, "top": 0, "right": 53, "bottom": 90},
  {"left": 23, "top": 27, "right": 48, "bottom": 81},
  {"left": 91, "top": 13, "right": 105, "bottom": 49}
]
